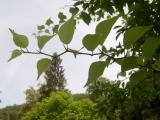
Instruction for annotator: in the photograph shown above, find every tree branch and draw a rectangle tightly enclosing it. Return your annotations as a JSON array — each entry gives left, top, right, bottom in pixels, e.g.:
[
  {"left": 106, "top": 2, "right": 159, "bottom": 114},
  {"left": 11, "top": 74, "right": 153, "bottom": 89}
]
[{"left": 21, "top": 47, "right": 121, "bottom": 62}]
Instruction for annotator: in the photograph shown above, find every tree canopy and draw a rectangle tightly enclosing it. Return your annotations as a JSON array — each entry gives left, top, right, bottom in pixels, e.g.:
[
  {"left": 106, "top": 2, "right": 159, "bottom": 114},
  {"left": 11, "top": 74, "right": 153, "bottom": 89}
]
[{"left": 23, "top": 91, "right": 99, "bottom": 120}]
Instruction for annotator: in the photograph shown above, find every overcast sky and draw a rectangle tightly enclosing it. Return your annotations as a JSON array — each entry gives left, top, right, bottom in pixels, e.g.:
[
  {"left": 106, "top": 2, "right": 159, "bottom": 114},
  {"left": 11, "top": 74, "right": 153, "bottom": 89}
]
[{"left": 0, "top": 0, "right": 120, "bottom": 108}]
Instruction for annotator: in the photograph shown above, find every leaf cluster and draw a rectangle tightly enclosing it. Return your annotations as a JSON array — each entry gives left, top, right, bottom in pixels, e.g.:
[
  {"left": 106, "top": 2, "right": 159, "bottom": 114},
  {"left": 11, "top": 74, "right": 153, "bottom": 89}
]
[
  {"left": 88, "top": 76, "right": 160, "bottom": 120},
  {"left": 23, "top": 91, "right": 100, "bottom": 120}
]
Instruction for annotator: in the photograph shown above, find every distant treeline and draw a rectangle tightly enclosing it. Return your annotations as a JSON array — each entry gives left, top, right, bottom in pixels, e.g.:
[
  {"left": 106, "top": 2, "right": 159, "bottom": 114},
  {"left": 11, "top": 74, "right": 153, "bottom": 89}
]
[{"left": 0, "top": 104, "right": 23, "bottom": 120}]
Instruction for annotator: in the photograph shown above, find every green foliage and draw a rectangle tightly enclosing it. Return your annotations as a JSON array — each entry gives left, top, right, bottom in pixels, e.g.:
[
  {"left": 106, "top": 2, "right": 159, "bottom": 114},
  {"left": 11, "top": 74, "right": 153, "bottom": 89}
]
[
  {"left": 24, "top": 91, "right": 99, "bottom": 120},
  {"left": 87, "top": 73, "right": 160, "bottom": 120},
  {"left": 73, "top": 93, "right": 89, "bottom": 101},
  {"left": 87, "top": 76, "right": 158, "bottom": 120},
  {"left": 121, "top": 56, "right": 139, "bottom": 72},
  {"left": 45, "top": 18, "right": 53, "bottom": 26},
  {"left": 83, "top": 16, "right": 118, "bottom": 51},
  {"left": 37, "top": 25, "right": 45, "bottom": 31},
  {"left": 0, "top": 104, "right": 24, "bottom": 120},
  {"left": 9, "top": 28, "right": 29, "bottom": 48},
  {"left": 142, "top": 37, "right": 160, "bottom": 58},
  {"left": 86, "top": 61, "right": 108, "bottom": 85},
  {"left": 88, "top": 77, "right": 124, "bottom": 119},
  {"left": 58, "top": 17, "right": 75, "bottom": 44},
  {"left": 83, "top": 34, "right": 100, "bottom": 51},
  {"left": 58, "top": 12, "right": 67, "bottom": 23},
  {"left": 9, "top": 0, "right": 160, "bottom": 119},
  {"left": 124, "top": 26, "right": 152, "bottom": 49},
  {"left": 80, "top": 12, "right": 91, "bottom": 25},
  {"left": 8, "top": 49, "right": 22, "bottom": 62},
  {"left": 37, "top": 35, "right": 53, "bottom": 50},
  {"left": 69, "top": 7, "right": 79, "bottom": 16},
  {"left": 37, "top": 58, "right": 52, "bottom": 79},
  {"left": 95, "top": 16, "right": 118, "bottom": 44}
]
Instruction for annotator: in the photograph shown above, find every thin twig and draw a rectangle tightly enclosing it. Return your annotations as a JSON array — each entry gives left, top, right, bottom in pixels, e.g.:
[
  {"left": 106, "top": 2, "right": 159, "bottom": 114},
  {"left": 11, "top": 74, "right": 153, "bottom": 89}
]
[{"left": 22, "top": 50, "right": 53, "bottom": 57}]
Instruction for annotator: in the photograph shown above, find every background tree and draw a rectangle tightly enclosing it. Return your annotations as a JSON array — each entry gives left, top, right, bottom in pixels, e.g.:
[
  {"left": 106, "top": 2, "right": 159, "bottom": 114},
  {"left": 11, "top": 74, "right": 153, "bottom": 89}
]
[
  {"left": 38, "top": 53, "right": 67, "bottom": 100},
  {"left": 0, "top": 105, "right": 23, "bottom": 120},
  {"left": 23, "top": 91, "right": 99, "bottom": 120},
  {"left": 15, "top": 87, "right": 40, "bottom": 120},
  {"left": 73, "top": 93, "right": 89, "bottom": 101},
  {"left": 25, "top": 87, "right": 40, "bottom": 104},
  {"left": 87, "top": 77, "right": 126, "bottom": 120}
]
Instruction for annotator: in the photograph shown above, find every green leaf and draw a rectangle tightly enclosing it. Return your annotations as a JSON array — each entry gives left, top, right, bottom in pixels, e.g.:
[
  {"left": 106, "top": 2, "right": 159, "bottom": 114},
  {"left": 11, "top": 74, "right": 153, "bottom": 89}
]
[
  {"left": 74, "top": 1, "right": 83, "bottom": 6},
  {"left": 102, "top": 45, "right": 107, "bottom": 53},
  {"left": 152, "top": 60, "right": 160, "bottom": 71},
  {"left": 52, "top": 25, "right": 59, "bottom": 33},
  {"left": 121, "top": 57, "right": 139, "bottom": 72},
  {"left": 8, "top": 49, "right": 22, "bottom": 62},
  {"left": 86, "top": 61, "right": 107, "bottom": 86},
  {"left": 69, "top": 7, "right": 79, "bottom": 15},
  {"left": 9, "top": 28, "right": 29, "bottom": 48},
  {"left": 96, "top": 16, "right": 119, "bottom": 44},
  {"left": 37, "top": 35, "right": 53, "bottom": 50},
  {"left": 82, "top": 34, "right": 101, "bottom": 51},
  {"left": 117, "top": 71, "right": 126, "bottom": 78},
  {"left": 129, "top": 70, "right": 146, "bottom": 86},
  {"left": 58, "top": 17, "right": 75, "bottom": 44},
  {"left": 105, "top": 57, "right": 111, "bottom": 65},
  {"left": 37, "top": 58, "right": 52, "bottom": 79},
  {"left": 37, "top": 25, "right": 45, "bottom": 30},
  {"left": 82, "top": 16, "right": 118, "bottom": 51},
  {"left": 142, "top": 37, "right": 160, "bottom": 58},
  {"left": 115, "top": 58, "right": 124, "bottom": 65},
  {"left": 58, "top": 12, "right": 67, "bottom": 22},
  {"left": 45, "top": 18, "right": 53, "bottom": 26},
  {"left": 124, "top": 26, "right": 152, "bottom": 49},
  {"left": 137, "top": 57, "right": 144, "bottom": 65},
  {"left": 45, "top": 29, "right": 50, "bottom": 34},
  {"left": 69, "top": 49, "right": 78, "bottom": 58},
  {"left": 80, "top": 12, "right": 91, "bottom": 25}
]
